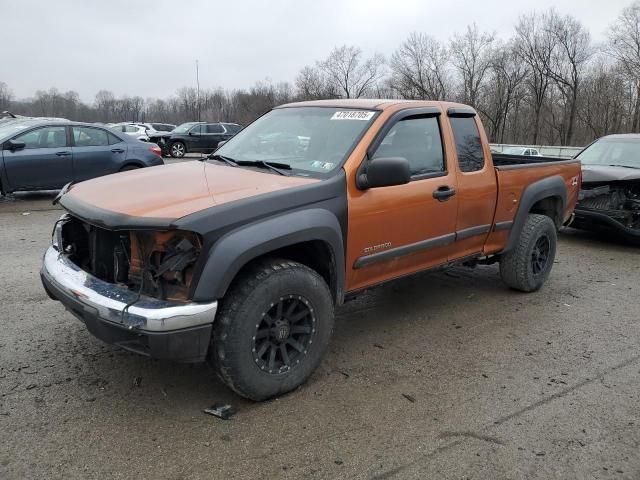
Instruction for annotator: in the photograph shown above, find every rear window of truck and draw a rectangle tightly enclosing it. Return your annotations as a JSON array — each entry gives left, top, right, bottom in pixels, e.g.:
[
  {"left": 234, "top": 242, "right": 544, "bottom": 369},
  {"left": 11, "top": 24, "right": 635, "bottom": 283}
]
[{"left": 450, "top": 117, "right": 484, "bottom": 173}]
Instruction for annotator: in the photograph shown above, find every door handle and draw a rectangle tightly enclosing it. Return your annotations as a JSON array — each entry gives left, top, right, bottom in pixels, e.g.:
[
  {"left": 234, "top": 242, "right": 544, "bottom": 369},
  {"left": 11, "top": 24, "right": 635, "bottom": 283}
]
[
  {"left": 111, "top": 148, "right": 125, "bottom": 153},
  {"left": 55, "top": 151, "right": 71, "bottom": 157},
  {"left": 432, "top": 185, "right": 456, "bottom": 202}
]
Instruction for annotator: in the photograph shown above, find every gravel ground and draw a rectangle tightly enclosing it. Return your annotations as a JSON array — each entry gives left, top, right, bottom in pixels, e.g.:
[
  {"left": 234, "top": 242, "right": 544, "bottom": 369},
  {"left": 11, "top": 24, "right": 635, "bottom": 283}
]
[{"left": 1, "top": 173, "right": 639, "bottom": 479}]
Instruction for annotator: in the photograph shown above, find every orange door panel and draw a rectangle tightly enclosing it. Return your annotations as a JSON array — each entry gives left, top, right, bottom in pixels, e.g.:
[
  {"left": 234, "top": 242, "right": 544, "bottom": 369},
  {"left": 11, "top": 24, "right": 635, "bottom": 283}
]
[
  {"left": 346, "top": 174, "right": 458, "bottom": 291},
  {"left": 445, "top": 114, "right": 498, "bottom": 259}
]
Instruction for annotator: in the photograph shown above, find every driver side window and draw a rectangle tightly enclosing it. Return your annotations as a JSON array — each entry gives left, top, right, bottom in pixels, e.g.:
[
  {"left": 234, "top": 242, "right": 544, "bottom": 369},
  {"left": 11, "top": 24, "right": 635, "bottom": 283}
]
[
  {"left": 14, "top": 126, "right": 67, "bottom": 149},
  {"left": 372, "top": 116, "right": 445, "bottom": 177}
]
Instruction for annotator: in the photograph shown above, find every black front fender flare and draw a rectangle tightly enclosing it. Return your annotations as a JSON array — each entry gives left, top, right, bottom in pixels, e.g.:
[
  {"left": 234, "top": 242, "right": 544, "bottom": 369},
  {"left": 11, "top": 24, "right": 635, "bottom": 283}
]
[{"left": 192, "top": 208, "right": 345, "bottom": 302}]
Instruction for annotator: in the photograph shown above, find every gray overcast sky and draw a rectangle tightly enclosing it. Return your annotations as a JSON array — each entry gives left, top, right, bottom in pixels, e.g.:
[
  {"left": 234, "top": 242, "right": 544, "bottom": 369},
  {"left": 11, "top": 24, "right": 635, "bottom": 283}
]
[{"left": 0, "top": 0, "right": 630, "bottom": 102}]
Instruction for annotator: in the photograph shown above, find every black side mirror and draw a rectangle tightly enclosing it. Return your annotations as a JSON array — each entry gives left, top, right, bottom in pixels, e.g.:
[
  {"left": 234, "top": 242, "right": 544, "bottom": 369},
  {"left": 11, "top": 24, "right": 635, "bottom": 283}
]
[
  {"left": 188, "top": 131, "right": 194, "bottom": 136},
  {"left": 357, "top": 157, "right": 411, "bottom": 189},
  {"left": 6, "top": 139, "right": 26, "bottom": 151}
]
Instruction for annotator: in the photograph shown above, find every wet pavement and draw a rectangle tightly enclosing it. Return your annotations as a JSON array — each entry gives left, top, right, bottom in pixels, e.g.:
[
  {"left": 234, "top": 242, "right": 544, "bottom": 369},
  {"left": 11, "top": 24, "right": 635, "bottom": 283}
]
[{"left": 1, "top": 175, "right": 639, "bottom": 479}]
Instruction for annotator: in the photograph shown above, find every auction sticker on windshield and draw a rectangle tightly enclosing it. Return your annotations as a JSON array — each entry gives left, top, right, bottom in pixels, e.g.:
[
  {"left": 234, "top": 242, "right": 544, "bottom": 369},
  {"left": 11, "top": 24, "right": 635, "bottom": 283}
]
[{"left": 331, "top": 111, "right": 375, "bottom": 121}]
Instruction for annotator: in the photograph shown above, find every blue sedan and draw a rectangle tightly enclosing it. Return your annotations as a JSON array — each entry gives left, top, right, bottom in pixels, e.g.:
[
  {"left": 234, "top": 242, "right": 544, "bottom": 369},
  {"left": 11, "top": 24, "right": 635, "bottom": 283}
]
[{"left": 0, "top": 119, "right": 164, "bottom": 194}]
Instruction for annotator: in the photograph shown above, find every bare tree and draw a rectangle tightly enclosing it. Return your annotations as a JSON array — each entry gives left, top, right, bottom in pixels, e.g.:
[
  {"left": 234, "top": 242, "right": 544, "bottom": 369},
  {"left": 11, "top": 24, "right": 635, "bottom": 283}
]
[
  {"left": 578, "top": 60, "right": 627, "bottom": 138},
  {"left": 295, "top": 65, "right": 336, "bottom": 100},
  {"left": 0, "top": 81, "right": 13, "bottom": 111},
  {"left": 477, "top": 42, "right": 528, "bottom": 142},
  {"left": 95, "top": 90, "right": 116, "bottom": 122},
  {"left": 515, "top": 12, "right": 554, "bottom": 144},
  {"left": 389, "top": 32, "right": 449, "bottom": 100},
  {"left": 608, "top": 1, "right": 640, "bottom": 130},
  {"left": 318, "top": 45, "right": 385, "bottom": 99},
  {"left": 449, "top": 24, "right": 495, "bottom": 106},
  {"left": 542, "top": 10, "right": 593, "bottom": 145}
]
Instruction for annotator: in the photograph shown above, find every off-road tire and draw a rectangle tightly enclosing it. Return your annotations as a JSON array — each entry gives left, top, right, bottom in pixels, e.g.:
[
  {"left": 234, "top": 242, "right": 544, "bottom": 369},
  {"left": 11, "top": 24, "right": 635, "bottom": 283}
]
[
  {"left": 499, "top": 214, "right": 557, "bottom": 292},
  {"left": 170, "top": 141, "right": 186, "bottom": 158},
  {"left": 210, "top": 259, "right": 334, "bottom": 401}
]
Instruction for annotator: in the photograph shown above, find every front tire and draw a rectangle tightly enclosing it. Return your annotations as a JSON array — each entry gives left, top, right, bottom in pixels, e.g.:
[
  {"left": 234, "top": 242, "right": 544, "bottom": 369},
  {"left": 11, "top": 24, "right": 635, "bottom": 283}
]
[
  {"left": 170, "top": 141, "right": 186, "bottom": 158},
  {"left": 210, "top": 259, "right": 334, "bottom": 401},
  {"left": 499, "top": 214, "right": 557, "bottom": 292}
]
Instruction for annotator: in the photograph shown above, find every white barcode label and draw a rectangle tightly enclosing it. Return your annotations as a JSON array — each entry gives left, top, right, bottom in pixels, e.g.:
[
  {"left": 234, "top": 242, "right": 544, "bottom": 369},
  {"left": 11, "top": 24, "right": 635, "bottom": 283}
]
[{"left": 331, "top": 110, "right": 375, "bottom": 121}]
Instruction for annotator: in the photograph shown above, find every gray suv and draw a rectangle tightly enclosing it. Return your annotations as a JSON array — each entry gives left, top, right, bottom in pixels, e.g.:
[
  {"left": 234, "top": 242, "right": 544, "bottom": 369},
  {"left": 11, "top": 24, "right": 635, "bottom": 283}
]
[{"left": 167, "top": 122, "right": 242, "bottom": 158}]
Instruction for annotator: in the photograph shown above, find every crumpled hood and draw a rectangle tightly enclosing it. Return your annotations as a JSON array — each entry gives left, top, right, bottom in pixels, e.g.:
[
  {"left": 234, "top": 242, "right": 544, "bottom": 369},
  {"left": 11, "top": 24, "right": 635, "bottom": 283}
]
[
  {"left": 582, "top": 164, "right": 640, "bottom": 183},
  {"left": 64, "top": 161, "right": 318, "bottom": 220}
]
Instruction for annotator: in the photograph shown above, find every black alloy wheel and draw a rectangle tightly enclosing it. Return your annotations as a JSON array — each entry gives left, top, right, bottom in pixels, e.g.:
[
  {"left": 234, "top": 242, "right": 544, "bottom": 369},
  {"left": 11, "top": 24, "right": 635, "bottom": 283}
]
[
  {"left": 252, "top": 295, "right": 316, "bottom": 374},
  {"left": 531, "top": 235, "right": 550, "bottom": 275}
]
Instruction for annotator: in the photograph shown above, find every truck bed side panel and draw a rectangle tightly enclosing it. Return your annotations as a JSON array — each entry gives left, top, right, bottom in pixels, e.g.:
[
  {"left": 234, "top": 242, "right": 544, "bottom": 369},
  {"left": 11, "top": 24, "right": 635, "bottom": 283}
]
[{"left": 483, "top": 161, "right": 581, "bottom": 255}]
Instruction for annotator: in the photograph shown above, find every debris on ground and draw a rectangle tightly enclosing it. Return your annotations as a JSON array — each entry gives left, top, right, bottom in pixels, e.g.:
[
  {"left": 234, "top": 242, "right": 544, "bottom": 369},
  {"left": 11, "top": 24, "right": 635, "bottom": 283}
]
[
  {"left": 204, "top": 404, "right": 236, "bottom": 420},
  {"left": 402, "top": 393, "right": 416, "bottom": 403}
]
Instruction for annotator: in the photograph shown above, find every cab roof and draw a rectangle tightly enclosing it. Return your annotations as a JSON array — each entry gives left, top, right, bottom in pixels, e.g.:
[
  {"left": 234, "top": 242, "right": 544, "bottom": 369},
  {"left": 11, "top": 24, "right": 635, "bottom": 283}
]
[{"left": 276, "top": 98, "right": 472, "bottom": 111}]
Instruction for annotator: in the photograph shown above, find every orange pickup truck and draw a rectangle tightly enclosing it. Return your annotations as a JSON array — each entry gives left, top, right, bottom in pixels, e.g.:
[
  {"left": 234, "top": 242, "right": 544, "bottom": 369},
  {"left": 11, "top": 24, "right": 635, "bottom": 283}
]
[{"left": 41, "top": 99, "right": 581, "bottom": 400}]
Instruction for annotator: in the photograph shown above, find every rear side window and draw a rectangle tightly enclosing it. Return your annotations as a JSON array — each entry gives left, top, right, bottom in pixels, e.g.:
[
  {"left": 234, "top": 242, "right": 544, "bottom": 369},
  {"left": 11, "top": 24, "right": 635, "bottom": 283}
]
[
  {"left": 107, "top": 132, "right": 122, "bottom": 145},
  {"left": 372, "top": 116, "right": 445, "bottom": 176},
  {"left": 73, "top": 127, "right": 111, "bottom": 147},
  {"left": 450, "top": 117, "right": 484, "bottom": 172},
  {"left": 190, "top": 124, "right": 203, "bottom": 134},
  {"left": 206, "top": 123, "right": 224, "bottom": 134},
  {"left": 224, "top": 124, "right": 241, "bottom": 134}
]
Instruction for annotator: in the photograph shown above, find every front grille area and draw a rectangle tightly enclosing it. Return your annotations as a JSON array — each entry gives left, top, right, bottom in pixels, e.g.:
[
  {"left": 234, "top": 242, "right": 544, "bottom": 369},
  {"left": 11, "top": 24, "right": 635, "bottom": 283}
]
[
  {"left": 578, "top": 183, "right": 640, "bottom": 230},
  {"left": 59, "top": 216, "right": 201, "bottom": 301}
]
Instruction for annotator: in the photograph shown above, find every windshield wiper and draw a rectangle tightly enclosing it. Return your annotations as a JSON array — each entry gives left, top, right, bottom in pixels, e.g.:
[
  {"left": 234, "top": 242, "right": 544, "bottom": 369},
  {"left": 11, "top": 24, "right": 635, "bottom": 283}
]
[
  {"left": 236, "top": 160, "right": 292, "bottom": 176},
  {"left": 606, "top": 164, "right": 640, "bottom": 170},
  {"left": 207, "top": 153, "right": 238, "bottom": 167}
]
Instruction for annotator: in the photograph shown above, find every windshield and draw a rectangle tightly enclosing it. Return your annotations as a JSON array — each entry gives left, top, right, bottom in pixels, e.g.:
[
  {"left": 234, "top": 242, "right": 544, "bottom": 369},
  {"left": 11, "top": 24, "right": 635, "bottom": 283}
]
[
  {"left": 173, "top": 122, "right": 198, "bottom": 134},
  {"left": 215, "top": 107, "right": 378, "bottom": 176},
  {"left": 577, "top": 137, "right": 640, "bottom": 168}
]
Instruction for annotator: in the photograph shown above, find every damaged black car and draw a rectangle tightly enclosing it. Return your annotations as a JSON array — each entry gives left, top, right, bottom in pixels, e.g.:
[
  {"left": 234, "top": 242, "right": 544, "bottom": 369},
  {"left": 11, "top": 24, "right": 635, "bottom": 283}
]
[{"left": 573, "top": 134, "right": 640, "bottom": 244}]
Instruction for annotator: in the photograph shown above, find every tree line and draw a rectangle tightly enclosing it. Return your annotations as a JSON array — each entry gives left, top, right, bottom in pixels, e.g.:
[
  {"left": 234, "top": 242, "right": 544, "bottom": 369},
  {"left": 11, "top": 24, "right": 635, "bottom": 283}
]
[{"left": 2, "top": 2, "right": 640, "bottom": 147}]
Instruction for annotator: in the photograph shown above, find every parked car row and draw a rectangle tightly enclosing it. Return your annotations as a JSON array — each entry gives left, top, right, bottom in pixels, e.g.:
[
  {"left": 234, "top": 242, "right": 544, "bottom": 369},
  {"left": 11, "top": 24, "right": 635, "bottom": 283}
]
[
  {"left": 0, "top": 115, "right": 245, "bottom": 194},
  {"left": 0, "top": 118, "right": 164, "bottom": 194},
  {"left": 106, "top": 121, "right": 243, "bottom": 158}
]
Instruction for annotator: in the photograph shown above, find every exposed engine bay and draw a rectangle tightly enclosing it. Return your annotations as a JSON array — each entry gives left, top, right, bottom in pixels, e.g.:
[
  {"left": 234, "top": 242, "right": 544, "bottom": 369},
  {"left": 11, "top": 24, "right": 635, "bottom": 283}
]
[
  {"left": 577, "top": 181, "right": 640, "bottom": 231},
  {"left": 58, "top": 216, "right": 201, "bottom": 301}
]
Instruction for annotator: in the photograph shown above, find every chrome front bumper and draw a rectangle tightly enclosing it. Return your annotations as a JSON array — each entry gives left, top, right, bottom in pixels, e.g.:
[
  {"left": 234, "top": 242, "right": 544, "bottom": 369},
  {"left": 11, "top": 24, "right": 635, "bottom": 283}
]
[{"left": 41, "top": 245, "right": 218, "bottom": 362}]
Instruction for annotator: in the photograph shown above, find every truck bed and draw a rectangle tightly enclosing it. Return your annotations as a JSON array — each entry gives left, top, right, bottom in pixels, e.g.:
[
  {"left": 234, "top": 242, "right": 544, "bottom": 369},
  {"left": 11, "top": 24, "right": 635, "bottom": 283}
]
[{"left": 492, "top": 153, "right": 573, "bottom": 168}]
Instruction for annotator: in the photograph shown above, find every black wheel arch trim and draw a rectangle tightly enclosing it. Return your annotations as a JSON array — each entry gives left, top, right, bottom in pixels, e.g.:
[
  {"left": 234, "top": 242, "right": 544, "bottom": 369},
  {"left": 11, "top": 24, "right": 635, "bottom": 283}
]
[
  {"left": 504, "top": 175, "right": 566, "bottom": 253},
  {"left": 192, "top": 208, "right": 345, "bottom": 303}
]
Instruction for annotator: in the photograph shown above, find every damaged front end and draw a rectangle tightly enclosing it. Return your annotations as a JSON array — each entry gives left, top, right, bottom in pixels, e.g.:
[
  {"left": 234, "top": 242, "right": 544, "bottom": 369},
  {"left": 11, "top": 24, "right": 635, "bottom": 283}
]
[
  {"left": 57, "top": 216, "right": 202, "bottom": 302},
  {"left": 41, "top": 215, "right": 217, "bottom": 362},
  {"left": 574, "top": 181, "right": 640, "bottom": 243}
]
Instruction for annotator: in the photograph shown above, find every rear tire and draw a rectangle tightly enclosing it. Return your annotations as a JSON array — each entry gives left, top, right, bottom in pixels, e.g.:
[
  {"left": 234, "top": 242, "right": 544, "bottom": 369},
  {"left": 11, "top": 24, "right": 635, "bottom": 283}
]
[
  {"left": 170, "top": 141, "right": 186, "bottom": 158},
  {"left": 499, "top": 214, "right": 557, "bottom": 292},
  {"left": 210, "top": 259, "right": 334, "bottom": 401}
]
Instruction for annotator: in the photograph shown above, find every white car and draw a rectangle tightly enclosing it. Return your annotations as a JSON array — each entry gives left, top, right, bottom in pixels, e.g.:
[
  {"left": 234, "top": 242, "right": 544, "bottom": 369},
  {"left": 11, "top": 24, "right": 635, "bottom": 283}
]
[
  {"left": 109, "top": 123, "right": 150, "bottom": 142},
  {"left": 504, "top": 146, "right": 543, "bottom": 156}
]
